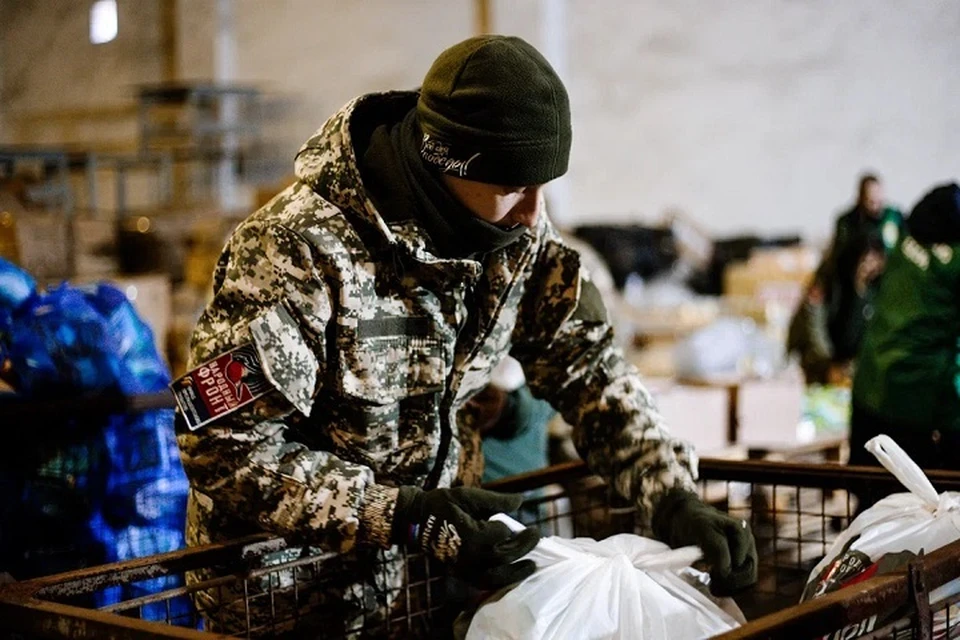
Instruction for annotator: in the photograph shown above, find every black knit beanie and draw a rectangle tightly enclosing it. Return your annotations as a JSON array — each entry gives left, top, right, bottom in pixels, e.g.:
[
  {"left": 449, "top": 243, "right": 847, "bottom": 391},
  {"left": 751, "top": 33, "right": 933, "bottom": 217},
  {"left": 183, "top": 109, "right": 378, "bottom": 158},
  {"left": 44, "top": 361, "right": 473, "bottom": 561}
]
[
  {"left": 907, "top": 182, "right": 960, "bottom": 244},
  {"left": 417, "top": 35, "right": 572, "bottom": 187}
]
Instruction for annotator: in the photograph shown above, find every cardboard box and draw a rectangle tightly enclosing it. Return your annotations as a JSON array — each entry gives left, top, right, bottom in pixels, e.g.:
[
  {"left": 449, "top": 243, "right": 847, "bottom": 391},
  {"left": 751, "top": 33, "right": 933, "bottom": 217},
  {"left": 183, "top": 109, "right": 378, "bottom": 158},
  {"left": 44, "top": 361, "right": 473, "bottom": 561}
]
[
  {"left": 73, "top": 217, "right": 117, "bottom": 278},
  {"left": 648, "top": 380, "right": 731, "bottom": 455},
  {"left": 628, "top": 337, "right": 679, "bottom": 378},
  {"left": 0, "top": 191, "right": 24, "bottom": 263},
  {"left": 735, "top": 377, "right": 806, "bottom": 447},
  {"left": 14, "top": 213, "right": 71, "bottom": 281},
  {"left": 183, "top": 218, "right": 235, "bottom": 292},
  {"left": 255, "top": 175, "right": 296, "bottom": 209},
  {"left": 723, "top": 246, "right": 819, "bottom": 307}
]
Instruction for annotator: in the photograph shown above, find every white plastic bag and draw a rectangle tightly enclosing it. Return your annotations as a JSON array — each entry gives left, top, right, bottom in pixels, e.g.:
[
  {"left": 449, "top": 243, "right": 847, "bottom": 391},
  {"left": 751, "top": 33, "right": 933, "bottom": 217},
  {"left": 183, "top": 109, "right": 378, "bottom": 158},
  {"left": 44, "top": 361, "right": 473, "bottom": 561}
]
[
  {"left": 465, "top": 515, "right": 743, "bottom": 640},
  {"left": 674, "top": 317, "right": 783, "bottom": 380},
  {"left": 802, "top": 435, "right": 960, "bottom": 637}
]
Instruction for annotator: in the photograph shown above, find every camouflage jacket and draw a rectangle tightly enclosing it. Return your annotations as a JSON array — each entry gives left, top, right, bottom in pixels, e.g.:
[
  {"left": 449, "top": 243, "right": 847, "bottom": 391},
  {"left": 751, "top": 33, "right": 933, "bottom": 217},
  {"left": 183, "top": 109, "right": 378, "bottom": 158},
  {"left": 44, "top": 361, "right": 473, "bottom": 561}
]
[{"left": 177, "top": 91, "right": 697, "bottom": 634}]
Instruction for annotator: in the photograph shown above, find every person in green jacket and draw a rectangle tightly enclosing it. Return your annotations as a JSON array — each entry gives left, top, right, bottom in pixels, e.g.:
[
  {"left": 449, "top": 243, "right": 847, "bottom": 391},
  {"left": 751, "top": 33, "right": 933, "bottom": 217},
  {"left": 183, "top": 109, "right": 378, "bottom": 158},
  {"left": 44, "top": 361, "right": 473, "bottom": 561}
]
[
  {"left": 850, "top": 182, "right": 960, "bottom": 481},
  {"left": 789, "top": 174, "right": 904, "bottom": 384}
]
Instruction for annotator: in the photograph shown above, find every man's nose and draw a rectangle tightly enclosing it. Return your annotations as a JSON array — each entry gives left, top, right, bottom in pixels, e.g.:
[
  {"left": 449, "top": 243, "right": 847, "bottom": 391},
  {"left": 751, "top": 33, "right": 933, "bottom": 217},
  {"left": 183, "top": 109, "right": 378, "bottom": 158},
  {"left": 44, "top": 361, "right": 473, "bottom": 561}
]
[{"left": 512, "top": 187, "right": 543, "bottom": 229}]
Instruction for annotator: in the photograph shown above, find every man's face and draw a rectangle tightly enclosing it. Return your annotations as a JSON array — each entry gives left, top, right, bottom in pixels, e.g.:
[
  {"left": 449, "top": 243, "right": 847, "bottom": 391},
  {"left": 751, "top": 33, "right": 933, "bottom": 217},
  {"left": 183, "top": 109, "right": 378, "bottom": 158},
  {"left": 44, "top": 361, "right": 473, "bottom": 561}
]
[
  {"left": 442, "top": 175, "right": 545, "bottom": 229},
  {"left": 862, "top": 181, "right": 884, "bottom": 216}
]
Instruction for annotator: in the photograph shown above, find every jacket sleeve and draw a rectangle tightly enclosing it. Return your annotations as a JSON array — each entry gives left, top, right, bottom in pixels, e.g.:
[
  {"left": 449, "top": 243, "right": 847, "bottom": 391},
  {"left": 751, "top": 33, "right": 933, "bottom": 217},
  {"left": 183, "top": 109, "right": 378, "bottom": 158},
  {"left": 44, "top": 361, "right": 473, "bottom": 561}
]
[
  {"left": 787, "top": 217, "right": 848, "bottom": 373},
  {"left": 509, "top": 227, "right": 697, "bottom": 524},
  {"left": 786, "top": 298, "right": 833, "bottom": 383},
  {"left": 815, "top": 227, "right": 841, "bottom": 295},
  {"left": 176, "top": 218, "right": 397, "bottom": 553}
]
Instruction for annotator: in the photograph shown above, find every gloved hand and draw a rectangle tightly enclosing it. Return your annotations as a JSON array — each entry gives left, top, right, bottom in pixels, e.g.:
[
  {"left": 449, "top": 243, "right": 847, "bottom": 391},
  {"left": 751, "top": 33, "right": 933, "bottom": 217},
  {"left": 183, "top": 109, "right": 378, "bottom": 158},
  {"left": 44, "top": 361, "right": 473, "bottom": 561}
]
[
  {"left": 652, "top": 488, "right": 758, "bottom": 596},
  {"left": 392, "top": 486, "right": 540, "bottom": 589}
]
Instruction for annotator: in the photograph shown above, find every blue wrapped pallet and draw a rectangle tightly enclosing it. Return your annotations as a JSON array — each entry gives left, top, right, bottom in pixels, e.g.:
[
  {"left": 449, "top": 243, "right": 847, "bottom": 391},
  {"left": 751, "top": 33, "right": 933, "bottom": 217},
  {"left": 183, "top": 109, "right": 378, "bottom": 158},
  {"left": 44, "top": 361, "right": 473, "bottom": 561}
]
[{"left": 0, "top": 258, "right": 193, "bottom": 624}]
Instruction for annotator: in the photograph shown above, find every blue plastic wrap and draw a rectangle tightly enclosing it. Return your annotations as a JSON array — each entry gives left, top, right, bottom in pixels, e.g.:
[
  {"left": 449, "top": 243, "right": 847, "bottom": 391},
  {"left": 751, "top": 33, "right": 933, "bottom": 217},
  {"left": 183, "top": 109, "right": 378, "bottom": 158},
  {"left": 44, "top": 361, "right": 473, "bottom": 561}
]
[{"left": 0, "top": 258, "right": 193, "bottom": 623}]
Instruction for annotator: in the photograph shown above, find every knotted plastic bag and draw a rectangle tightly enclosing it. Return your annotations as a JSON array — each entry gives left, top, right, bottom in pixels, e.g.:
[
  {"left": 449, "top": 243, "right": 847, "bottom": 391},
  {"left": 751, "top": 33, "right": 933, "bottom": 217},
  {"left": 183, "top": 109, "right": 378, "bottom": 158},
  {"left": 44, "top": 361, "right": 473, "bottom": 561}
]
[
  {"left": 465, "top": 515, "right": 743, "bottom": 640},
  {"left": 802, "top": 435, "right": 960, "bottom": 638}
]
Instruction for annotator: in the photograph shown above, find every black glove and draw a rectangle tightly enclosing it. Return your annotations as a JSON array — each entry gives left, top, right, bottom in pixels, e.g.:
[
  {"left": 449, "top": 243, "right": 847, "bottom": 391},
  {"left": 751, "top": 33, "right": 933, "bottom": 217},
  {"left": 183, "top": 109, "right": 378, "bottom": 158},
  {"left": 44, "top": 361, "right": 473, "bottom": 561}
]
[
  {"left": 652, "top": 488, "right": 758, "bottom": 596},
  {"left": 392, "top": 486, "right": 540, "bottom": 589}
]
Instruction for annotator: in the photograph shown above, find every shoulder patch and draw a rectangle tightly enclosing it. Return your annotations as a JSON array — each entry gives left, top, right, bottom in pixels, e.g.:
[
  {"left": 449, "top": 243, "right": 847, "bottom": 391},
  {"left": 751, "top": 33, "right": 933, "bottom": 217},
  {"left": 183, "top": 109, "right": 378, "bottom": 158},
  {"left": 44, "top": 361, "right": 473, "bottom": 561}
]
[
  {"left": 171, "top": 343, "right": 271, "bottom": 431},
  {"left": 572, "top": 279, "right": 608, "bottom": 324}
]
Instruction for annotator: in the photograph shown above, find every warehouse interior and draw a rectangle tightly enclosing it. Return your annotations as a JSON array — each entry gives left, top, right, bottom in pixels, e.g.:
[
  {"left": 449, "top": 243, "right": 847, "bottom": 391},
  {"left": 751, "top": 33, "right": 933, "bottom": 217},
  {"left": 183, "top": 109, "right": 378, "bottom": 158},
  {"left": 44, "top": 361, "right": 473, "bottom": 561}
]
[{"left": 1, "top": 1, "right": 960, "bottom": 638}]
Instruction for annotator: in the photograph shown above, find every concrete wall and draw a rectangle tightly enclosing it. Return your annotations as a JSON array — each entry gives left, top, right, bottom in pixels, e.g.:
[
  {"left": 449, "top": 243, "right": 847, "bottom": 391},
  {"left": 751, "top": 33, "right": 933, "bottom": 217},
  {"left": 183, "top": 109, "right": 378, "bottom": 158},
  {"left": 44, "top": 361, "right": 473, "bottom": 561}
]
[
  {"left": 2, "top": 0, "right": 958, "bottom": 239},
  {"left": 556, "top": 0, "right": 960, "bottom": 237}
]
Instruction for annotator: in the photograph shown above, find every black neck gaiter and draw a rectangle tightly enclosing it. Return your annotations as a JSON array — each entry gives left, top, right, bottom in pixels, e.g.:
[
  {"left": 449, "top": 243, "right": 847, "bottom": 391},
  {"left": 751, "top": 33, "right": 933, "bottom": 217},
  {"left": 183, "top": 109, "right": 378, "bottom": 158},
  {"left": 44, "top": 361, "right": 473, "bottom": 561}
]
[{"left": 361, "top": 109, "right": 526, "bottom": 259}]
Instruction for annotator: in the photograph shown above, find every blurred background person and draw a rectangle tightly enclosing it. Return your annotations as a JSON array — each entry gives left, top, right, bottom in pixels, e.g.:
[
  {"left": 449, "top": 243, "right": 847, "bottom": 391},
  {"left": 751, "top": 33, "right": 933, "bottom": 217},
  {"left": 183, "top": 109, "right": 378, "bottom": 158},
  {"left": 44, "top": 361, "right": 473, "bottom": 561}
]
[
  {"left": 850, "top": 182, "right": 960, "bottom": 475},
  {"left": 788, "top": 173, "right": 904, "bottom": 385}
]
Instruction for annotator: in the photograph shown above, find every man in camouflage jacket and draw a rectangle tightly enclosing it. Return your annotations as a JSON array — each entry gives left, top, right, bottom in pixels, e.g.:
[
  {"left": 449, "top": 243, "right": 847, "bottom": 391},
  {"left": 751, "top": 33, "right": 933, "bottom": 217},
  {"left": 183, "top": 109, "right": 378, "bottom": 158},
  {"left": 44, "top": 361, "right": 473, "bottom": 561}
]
[{"left": 175, "top": 35, "right": 756, "bottom": 637}]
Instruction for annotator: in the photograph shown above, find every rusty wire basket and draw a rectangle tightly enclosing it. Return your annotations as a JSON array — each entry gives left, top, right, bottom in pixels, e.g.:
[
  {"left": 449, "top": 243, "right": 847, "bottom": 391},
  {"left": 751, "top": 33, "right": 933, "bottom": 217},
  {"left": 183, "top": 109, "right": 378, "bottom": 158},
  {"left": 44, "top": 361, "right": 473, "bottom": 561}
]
[{"left": 3, "top": 458, "right": 960, "bottom": 639}]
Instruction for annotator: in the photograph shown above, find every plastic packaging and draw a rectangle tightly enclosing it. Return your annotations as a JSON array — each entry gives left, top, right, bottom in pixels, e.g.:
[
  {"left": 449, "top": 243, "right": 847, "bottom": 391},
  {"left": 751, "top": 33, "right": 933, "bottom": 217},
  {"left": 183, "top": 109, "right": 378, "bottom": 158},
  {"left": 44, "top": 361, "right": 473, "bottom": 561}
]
[
  {"left": 465, "top": 514, "right": 743, "bottom": 639},
  {"left": 802, "top": 435, "right": 960, "bottom": 638},
  {"left": 0, "top": 258, "right": 191, "bottom": 622}
]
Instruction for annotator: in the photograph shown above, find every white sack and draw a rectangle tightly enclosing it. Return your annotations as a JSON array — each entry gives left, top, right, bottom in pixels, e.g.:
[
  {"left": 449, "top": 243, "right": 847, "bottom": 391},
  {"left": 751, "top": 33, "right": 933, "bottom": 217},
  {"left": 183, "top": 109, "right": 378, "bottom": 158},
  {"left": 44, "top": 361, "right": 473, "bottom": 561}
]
[{"left": 466, "top": 515, "right": 743, "bottom": 640}]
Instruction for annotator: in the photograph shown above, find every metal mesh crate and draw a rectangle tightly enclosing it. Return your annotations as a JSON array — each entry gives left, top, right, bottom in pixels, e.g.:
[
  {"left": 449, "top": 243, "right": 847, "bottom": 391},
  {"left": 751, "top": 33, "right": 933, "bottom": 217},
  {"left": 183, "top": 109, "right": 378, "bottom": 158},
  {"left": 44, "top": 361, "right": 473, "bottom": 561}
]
[{"left": 2, "top": 458, "right": 960, "bottom": 639}]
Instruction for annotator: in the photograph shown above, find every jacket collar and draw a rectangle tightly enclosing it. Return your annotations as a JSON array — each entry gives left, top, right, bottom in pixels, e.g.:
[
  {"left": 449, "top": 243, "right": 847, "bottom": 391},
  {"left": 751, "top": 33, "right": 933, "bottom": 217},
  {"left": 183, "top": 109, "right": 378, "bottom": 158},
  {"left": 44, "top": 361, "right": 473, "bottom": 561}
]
[{"left": 294, "top": 91, "right": 544, "bottom": 275}]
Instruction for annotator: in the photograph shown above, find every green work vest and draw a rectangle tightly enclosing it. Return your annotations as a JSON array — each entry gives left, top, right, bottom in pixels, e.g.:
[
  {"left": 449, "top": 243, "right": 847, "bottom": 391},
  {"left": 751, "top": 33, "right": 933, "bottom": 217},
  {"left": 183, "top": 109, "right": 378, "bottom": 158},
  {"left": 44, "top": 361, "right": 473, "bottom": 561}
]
[{"left": 853, "top": 234, "right": 960, "bottom": 431}]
